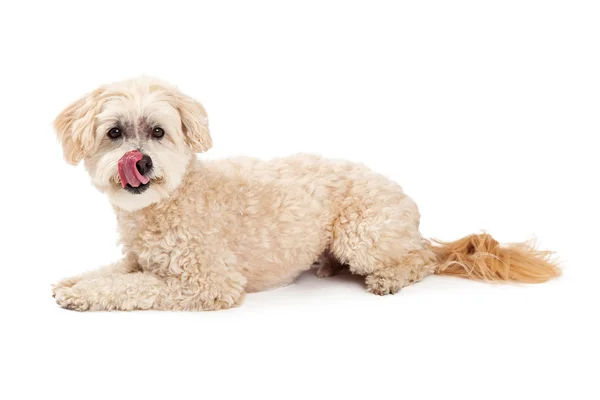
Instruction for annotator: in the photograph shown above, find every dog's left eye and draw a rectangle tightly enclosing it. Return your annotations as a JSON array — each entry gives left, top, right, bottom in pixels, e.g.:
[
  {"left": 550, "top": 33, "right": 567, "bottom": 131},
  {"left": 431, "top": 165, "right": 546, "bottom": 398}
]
[{"left": 152, "top": 127, "right": 165, "bottom": 139}]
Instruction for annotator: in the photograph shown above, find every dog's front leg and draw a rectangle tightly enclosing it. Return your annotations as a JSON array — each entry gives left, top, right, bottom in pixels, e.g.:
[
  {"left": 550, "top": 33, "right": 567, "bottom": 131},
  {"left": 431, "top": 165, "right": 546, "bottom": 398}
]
[
  {"left": 154, "top": 268, "right": 248, "bottom": 311},
  {"left": 53, "top": 253, "right": 166, "bottom": 311},
  {"left": 53, "top": 271, "right": 166, "bottom": 311},
  {"left": 54, "top": 259, "right": 248, "bottom": 311},
  {"left": 51, "top": 253, "right": 141, "bottom": 297}
]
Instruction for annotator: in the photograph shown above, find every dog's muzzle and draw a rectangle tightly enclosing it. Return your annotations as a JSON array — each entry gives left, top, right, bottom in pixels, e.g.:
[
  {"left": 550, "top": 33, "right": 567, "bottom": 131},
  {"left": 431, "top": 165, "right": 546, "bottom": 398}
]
[{"left": 118, "top": 150, "right": 153, "bottom": 193}]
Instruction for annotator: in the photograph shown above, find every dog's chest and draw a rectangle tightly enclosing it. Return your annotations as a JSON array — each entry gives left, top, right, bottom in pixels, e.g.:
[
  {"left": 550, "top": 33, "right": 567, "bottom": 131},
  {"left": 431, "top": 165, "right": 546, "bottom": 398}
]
[
  {"left": 119, "top": 214, "right": 195, "bottom": 277},
  {"left": 137, "top": 229, "right": 195, "bottom": 276}
]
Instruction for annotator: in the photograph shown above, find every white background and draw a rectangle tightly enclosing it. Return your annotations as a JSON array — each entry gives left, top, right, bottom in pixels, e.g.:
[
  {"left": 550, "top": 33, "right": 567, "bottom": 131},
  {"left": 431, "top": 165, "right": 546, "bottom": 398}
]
[{"left": 1, "top": 1, "right": 598, "bottom": 399}]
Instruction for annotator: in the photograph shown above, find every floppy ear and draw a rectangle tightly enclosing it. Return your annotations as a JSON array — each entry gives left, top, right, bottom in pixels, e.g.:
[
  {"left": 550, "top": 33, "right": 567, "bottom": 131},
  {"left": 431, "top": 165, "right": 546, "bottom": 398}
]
[
  {"left": 54, "top": 89, "right": 104, "bottom": 165},
  {"left": 171, "top": 92, "right": 212, "bottom": 153}
]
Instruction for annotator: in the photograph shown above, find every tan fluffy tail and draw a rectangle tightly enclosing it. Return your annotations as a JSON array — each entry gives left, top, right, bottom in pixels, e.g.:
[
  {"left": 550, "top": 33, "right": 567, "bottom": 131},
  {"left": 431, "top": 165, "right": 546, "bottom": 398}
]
[{"left": 430, "top": 233, "right": 560, "bottom": 283}]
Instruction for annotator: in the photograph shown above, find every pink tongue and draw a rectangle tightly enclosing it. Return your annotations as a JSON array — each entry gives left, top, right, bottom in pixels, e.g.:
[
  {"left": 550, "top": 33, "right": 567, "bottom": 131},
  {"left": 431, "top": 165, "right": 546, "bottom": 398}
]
[{"left": 118, "top": 150, "right": 150, "bottom": 188}]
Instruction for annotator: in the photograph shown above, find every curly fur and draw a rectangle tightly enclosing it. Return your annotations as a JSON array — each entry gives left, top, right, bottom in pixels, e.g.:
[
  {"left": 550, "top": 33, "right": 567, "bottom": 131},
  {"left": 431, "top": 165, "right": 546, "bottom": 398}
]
[{"left": 51, "top": 77, "right": 561, "bottom": 311}]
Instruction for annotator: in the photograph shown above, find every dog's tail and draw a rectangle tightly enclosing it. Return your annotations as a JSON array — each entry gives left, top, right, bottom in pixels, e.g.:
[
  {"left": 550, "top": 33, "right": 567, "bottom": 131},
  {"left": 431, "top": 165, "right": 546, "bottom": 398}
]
[{"left": 429, "top": 233, "right": 560, "bottom": 283}]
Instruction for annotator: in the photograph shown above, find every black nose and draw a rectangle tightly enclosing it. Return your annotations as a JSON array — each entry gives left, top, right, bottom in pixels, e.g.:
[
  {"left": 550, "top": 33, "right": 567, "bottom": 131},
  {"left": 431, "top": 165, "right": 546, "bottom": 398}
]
[{"left": 136, "top": 155, "right": 153, "bottom": 176}]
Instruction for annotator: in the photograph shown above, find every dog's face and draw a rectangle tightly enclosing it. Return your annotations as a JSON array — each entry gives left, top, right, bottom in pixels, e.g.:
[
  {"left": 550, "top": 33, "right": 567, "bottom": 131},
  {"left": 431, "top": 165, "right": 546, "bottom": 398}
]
[{"left": 54, "top": 77, "right": 211, "bottom": 211}]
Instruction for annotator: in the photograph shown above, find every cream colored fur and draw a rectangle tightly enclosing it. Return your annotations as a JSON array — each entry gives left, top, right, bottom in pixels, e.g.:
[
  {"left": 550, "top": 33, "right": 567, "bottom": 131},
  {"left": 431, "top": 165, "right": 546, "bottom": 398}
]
[{"left": 51, "top": 77, "right": 560, "bottom": 311}]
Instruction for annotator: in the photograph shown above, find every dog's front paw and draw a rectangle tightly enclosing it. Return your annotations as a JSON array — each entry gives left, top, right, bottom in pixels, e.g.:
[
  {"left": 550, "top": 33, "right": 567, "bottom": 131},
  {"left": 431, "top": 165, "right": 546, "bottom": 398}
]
[
  {"left": 51, "top": 276, "right": 82, "bottom": 298},
  {"left": 196, "top": 272, "right": 247, "bottom": 311},
  {"left": 205, "top": 278, "right": 247, "bottom": 311},
  {"left": 54, "top": 286, "right": 90, "bottom": 311},
  {"left": 206, "top": 291, "right": 246, "bottom": 311}
]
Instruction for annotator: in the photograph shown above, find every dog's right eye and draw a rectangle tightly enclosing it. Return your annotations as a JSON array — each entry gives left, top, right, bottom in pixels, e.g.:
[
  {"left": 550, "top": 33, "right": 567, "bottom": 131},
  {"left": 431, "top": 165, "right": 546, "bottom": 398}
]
[{"left": 107, "top": 127, "right": 122, "bottom": 139}]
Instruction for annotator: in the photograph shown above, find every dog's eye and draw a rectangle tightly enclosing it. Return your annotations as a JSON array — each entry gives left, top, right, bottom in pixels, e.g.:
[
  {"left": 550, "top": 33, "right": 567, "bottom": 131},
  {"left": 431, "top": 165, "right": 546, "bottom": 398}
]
[
  {"left": 107, "top": 127, "right": 122, "bottom": 140},
  {"left": 152, "top": 127, "right": 165, "bottom": 139}
]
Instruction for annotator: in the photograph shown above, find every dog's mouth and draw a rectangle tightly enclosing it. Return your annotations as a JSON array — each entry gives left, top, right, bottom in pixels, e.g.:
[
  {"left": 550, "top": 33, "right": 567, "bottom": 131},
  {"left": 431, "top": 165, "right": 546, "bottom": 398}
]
[{"left": 124, "top": 182, "right": 150, "bottom": 194}]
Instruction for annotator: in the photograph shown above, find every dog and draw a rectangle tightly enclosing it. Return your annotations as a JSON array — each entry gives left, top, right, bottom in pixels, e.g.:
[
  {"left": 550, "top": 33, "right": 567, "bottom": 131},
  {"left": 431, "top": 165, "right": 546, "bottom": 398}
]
[{"left": 51, "top": 76, "right": 560, "bottom": 311}]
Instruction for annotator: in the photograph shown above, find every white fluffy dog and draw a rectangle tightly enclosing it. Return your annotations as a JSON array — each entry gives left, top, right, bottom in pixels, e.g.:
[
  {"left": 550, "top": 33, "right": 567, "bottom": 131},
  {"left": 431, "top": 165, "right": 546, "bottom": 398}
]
[{"left": 51, "top": 77, "right": 560, "bottom": 311}]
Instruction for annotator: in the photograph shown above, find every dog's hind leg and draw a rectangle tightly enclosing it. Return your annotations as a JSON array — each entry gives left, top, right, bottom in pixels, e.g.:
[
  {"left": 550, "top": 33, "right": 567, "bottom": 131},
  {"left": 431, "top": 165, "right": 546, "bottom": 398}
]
[
  {"left": 315, "top": 249, "right": 345, "bottom": 278},
  {"left": 363, "top": 250, "right": 436, "bottom": 295},
  {"left": 329, "top": 192, "right": 436, "bottom": 294}
]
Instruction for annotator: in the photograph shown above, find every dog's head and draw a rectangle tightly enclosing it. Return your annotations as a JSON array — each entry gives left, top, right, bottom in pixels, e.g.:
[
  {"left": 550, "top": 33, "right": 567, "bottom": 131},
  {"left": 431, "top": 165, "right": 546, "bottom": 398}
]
[{"left": 54, "top": 77, "right": 211, "bottom": 211}]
